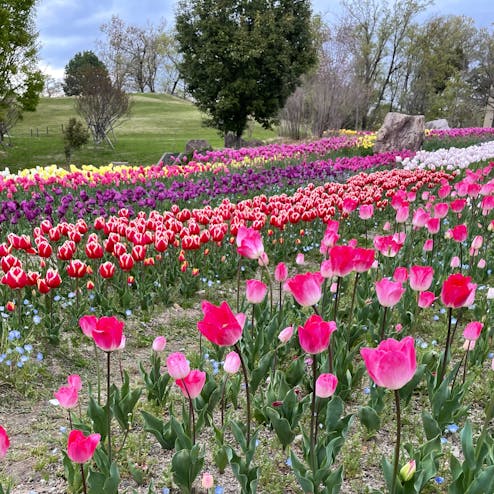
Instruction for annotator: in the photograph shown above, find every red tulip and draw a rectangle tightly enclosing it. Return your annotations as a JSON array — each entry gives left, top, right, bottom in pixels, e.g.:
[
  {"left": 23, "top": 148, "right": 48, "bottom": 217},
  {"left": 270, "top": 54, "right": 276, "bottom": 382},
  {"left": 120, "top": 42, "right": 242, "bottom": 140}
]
[
  {"left": 85, "top": 241, "right": 104, "bottom": 259},
  {"left": 37, "top": 241, "right": 53, "bottom": 258},
  {"left": 298, "top": 314, "right": 337, "bottom": 355},
  {"left": 118, "top": 253, "right": 134, "bottom": 271},
  {"left": 353, "top": 248, "right": 375, "bottom": 273},
  {"left": 57, "top": 240, "right": 76, "bottom": 261},
  {"left": 98, "top": 261, "right": 116, "bottom": 279},
  {"left": 375, "top": 278, "right": 405, "bottom": 307},
  {"left": 315, "top": 373, "right": 338, "bottom": 398},
  {"left": 360, "top": 336, "right": 416, "bottom": 390},
  {"left": 66, "top": 260, "right": 88, "bottom": 278},
  {"left": 409, "top": 265, "right": 434, "bottom": 292},
  {"left": 46, "top": 268, "right": 62, "bottom": 288},
  {"left": 1, "top": 266, "right": 28, "bottom": 289},
  {"left": 0, "top": 425, "right": 9, "bottom": 458},
  {"left": 166, "top": 352, "right": 190, "bottom": 379},
  {"left": 1, "top": 254, "right": 21, "bottom": 273},
  {"left": 91, "top": 316, "right": 125, "bottom": 352},
  {"left": 197, "top": 301, "right": 244, "bottom": 347},
  {"left": 285, "top": 272, "right": 324, "bottom": 307},
  {"left": 245, "top": 279, "right": 267, "bottom": 304},
  {"left": 236, "top": 226, "right": 264, "bottom": 260},
  {"left": 67, "top": 429, "right": 100, "bottom": 464},
  {"left": 176, "top": 369, "right": 206, "bottom": 399},
  {"left": 131, "top": 244, "right": 147, "bottom": 262},
  {"left": 441, "top": 273, "right": 476, "bottom": 308},
  {"left": 37, "top": 278, "right": 51, "bottom": 294}
]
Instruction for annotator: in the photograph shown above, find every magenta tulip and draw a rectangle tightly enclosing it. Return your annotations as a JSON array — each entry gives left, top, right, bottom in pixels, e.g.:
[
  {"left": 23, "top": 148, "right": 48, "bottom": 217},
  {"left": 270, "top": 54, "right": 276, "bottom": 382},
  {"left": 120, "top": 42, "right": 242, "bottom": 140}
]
[
  {"left": 298, "top": 315, "right": 337, "bottom": 355},
  {"left": 197, "top": 300, "right": 244, "bottom": 346},
  {"left": 463, "top": 321, "right": 483, "bottom": 341},
  {"left": 91, "top": 316, "right": 124, "bottom": 352},
  {"left": 274, "top": 262, "right": 288, "bottom": 282},
  {"left": 54, "top": 384, "right": 79, "bottom": 409},
  {"left": 360, "top": 336, "right": 416, "bottom": 390},
  {"left": 79, "top": 315, "right": 98, "bottom": 338},
  {"left": 285, "top": 272, "right": 324, "bottom": 307},
  {"left": 176, "top": 369, "right": 206, "bottom": 399},
  {"left": 236, "top": 226, "right": 264, "bottom": 260},
  {"left": 67, "top": 429, "right": 100, "bottom": 464},
  {"left": 441, "top": 273, "right": 476, "bottom": 308},
  {"left": 315, "top": 373, "right": 338, "bottom": 398},
  {"left": 0, "top": 425, "right": 9, "bottom": 458},
  {"left": 166, "top": 352, "right": 190, "bottom": 380},
  {"left": 418, "top": 291, "right": 435, "bottom": 308}
]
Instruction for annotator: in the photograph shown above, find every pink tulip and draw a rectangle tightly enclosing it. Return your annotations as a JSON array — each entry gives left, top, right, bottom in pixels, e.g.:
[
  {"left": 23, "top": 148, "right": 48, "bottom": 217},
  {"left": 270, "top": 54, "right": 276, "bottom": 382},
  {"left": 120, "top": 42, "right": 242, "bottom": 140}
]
[
  {"left": 375, "top": 278, "right": 405, "bottom": 307},
  {"left": 393, "top": 267, "right": 408, "bottom": 283},
  {"left": 245, "top": 279, "right": 267, "bottom": 304},
  {"left": 423, "top": 239, "right": 433, "bottom": 252},
  {"left": 433, "top": 202, "right": 449, "bottom": 218},
  {"left": 152, "top": 336, "right": 167, "bottom": 352},
  {"left": 79, "top": 315, "right": 98, "bottom": 338},
  {"left": 353, "top": 248, "right": 375, "bottom": 273},
  {"left": 166, "top": 352, "right": 190, "bottom": 379},
  {"left": 91, "top": 316, "right": 124, "bottom": 352},
  {"left": 418, "top": 291, "right": 435, "bottom": 308},
  {"left": 471, "top": 235, "right": 483, "bottom": 251},
  {"left": 447, "top": 224, "right": 468, "bottom": 242},
  {"left": 298, "top": 315, "right": 337, "bottom": 354},
  {"left": 197, "top": 301, "right": 244, "bottom": 346},
  {"left": 320, "top": 259, "right": 334, "bottom": 278},
  {"left": 278, "top": 326, "right": 294, "bottom": 343},
  {"left": 285, "top": 272, "right": 324, "bottom": 307},
  {"left": 67, "top": 374, "right": 82, "bottom": 391},
  {"left": 327, "top": 245, "right": 355, "bottom": 277},
  {"left": 67, "top": 429, "right": 100, "bottom": 464},
  {"left": 202, "top": 472, "right": 214, "bottom": 489},
  {"left": 426, "top": 218, "right": 440, "bottom": 235},
  {"left": 223, "top": 351, "right": 241, "bottom": 374},
  {"left": 274, "top": 262, "right": 288, "bottom": 282},
  {"left": 0, "top": 426, "right": 10, "bottom": 459},
  {"left": 236, "top": 226, "right": 264, "bottom": 260},
  {"left": 441, "top": 273, "right": 476, "bottom": 308},
  {"left": 396, "top": 205, "right": 409, "bottom": 223},
  {"left": 409, "top": 266, "right": 434, "bottom": 292},
  {"left": 477, "top": 259, "right": 486, "bottom": 269},
  {"left": 176, "top": 369, "right": 206, "bottom": 399},
  {"left": 360, "top": 336, "right": 416, "bottom": 390},
  {"left": 462, "top": 321, "right": 483, "bottom": 341},
  {"left": 412, "top": 208, "right": 429, "bottom": 228},
  {"left": 54, "top": 385, "right": 79, "bottom": 409},
  {"left": 450, "top": 199, "right": 466, "bottom": 213},
  {"left": 315, "top": 373, "right": 338, "bottom": 398},
  {"left": 359, "top": 204, "right": 374, "bottom": 220},
  {"left": 295, "top": 253, "right": 305, "bottom": 265},
  {"left": 450, "top": 256, "right": 460, "bottom": 268}
]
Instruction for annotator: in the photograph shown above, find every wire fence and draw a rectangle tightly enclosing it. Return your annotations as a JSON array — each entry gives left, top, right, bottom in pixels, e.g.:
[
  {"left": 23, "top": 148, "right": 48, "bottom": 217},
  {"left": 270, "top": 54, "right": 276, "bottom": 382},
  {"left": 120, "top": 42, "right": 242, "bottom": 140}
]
[{"left": 21, "top": 125, "right": 66, "bottom": 138}]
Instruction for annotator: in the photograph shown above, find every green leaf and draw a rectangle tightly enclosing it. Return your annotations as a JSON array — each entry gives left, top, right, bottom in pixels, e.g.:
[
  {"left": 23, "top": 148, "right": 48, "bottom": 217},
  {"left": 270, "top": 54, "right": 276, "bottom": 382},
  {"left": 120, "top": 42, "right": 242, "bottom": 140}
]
[
  {"left": 88, "top": 396, "right": 108, "bottom": 442},
  {"left": 461, "top": 421, "right": 476, "bottom": 470},
  {"left": 172, "top": 446, "right": 204, "bottom": 494},
  {"left": 465, "top": 465, "right": 494, "bottom": 494},
  {"left": 358, "top": 405, "right": 381, "bottom": 434},
  {"left": 265, "top": 407, "right": 295, "bottom": 449},
  {"left": 421, "top": 411, "right": 441, "bottom": 441}
]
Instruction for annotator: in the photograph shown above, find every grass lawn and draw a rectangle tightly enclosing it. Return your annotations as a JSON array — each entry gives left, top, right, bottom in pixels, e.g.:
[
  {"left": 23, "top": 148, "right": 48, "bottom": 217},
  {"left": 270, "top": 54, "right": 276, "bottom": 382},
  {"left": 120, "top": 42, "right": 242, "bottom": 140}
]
[{"left": 1, "top": 93, "right": 277, "bottom": 171}]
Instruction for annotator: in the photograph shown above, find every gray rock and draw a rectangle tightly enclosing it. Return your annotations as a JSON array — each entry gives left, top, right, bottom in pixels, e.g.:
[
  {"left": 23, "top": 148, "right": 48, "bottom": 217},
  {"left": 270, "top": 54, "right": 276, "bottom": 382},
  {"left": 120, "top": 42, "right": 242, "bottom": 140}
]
[
  {"left": 425, "top": 118, "right": 450, "bottom": 130},
  {"left": 374, "top": 112, "right": 425, "bottom": 153},
  {"left": 184, "top": 139, "right": 211, "bottom": 154}
]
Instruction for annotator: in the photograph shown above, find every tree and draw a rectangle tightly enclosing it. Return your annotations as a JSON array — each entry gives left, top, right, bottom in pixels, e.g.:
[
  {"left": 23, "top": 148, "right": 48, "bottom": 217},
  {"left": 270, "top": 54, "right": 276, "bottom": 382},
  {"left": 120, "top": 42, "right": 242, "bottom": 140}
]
[
  {"left": 98, "top": 16, "right": 174, "bottom": 93},
  {"left": 63, "top": 51, "right": 108, "bottom": 96},
  {"left": 75, "top": 67, "right": 131, "bottom": 148},
  {"left": 63, "top": 118, "right": 89, "bottom": 163},
  {"left": 175, "top": 0, "right": 317, "bottom": 147},
  {"left": 0, "top": 0, "right": 44, "bottom": 145}
]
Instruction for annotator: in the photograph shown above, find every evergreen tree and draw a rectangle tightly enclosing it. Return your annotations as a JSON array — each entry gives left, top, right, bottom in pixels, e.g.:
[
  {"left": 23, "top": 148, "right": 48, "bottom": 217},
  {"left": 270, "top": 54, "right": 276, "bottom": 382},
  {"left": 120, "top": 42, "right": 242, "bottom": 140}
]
[{"left": 63, "top": 51, "right": 108, "bottom": 96}]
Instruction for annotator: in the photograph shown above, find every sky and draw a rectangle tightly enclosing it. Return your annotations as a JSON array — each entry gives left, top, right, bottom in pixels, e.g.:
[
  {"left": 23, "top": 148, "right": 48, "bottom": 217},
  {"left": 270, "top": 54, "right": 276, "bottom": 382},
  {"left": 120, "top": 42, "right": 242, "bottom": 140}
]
[{"left": 36, "top": 0, "right": 494, "bottom": 80}]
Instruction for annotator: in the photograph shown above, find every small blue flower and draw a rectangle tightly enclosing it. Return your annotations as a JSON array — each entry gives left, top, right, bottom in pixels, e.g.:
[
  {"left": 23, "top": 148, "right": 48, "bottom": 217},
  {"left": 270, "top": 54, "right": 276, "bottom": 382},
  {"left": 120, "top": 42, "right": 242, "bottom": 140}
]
[
  {"left": 446, "top": 424, "right": 459, "bottom": 433},
  {"left": 33, "top": 315, "right": 41, "bottom": 325},
  {"left": 90, "top": 307, "right": 96, "bottom": 312},
  {"left": 440, "top": 308, "right": 446, "bottom": 314},
  {"left": 21, "top": 355, "right": 29, "bottom": 363},
  {"left": 17, "top": 361, "right": 24, "bottom": 368},
  {"left": 488, "top": 352, "right": 494, "bottom": 359},
  {"left": 161, "top": 489, "right": 170, "bottom": 494},
  {"left": 215, "top": 487, "right": 224, "bottom": 494},
  {"left": 255, "top": 439, "right": 260, "bottom": 447},
  {"left": 440, "top": 437, "right": 448, "bottom": 444},
  {"left": 54, "top": 295, "right": 61, "bottom": 302},
  {"left": 204, "top": 353, "right": 209, "bottom": 360},
  {"left": 5, "top": 360, "right": 11, "bottom": 366},
  {"left": 68, "top": 291, "right": 76, "bottom": 299},
  {"left": 36, "top": 352, "right": 43, "bottom": 362},
  {"left": 451, "top": 317, "right": 457, "bottom": 325},
  {"left": 24, "top": 344, "right": 33, "bottom": 352},
  {"left": 8, "top": 330, "right": 20, "bottom": 341},
  {"left": 59, "top": 426, "right": 67, "bottom": 434},
  {"left": 435, "top": 476, "right": 444, "bottom": 484},
  {"left": 285, "top": 457, "right": 292, "bottom": 467},
  {"left": 15, "top": 346, "right": 24, "bottom": 354},
  {"left": 0, "top": 354, "right": 5, "bottom": 363},
  {"left": 32, "top": 308, "right": 38, "bottom": 315},
  {"left": 420, "top": 341, "right": 428, "bottom": 349},
  {"left": 433, "top": 315, "right": 440, "bottom": 321},
  {"left": 431, "top": 340, "right": 437, "bottom": 346},
  {"left": 125, "top": 309, "right": 132, "bottom": 317}
]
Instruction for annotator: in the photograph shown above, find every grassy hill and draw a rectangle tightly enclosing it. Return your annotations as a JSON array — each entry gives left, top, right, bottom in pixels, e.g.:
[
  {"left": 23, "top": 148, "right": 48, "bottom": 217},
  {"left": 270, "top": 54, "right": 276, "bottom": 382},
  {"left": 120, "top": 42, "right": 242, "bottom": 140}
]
[{"left": 1, "top": 93, "right": 277, "bottom": 171}]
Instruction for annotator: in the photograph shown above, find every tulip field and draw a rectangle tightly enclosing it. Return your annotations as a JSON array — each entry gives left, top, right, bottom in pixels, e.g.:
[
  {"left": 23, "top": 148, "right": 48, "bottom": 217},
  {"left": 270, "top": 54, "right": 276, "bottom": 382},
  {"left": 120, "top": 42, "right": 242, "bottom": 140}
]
[{"left": 2, "top": 128, "right": 494, "bottom": 493}]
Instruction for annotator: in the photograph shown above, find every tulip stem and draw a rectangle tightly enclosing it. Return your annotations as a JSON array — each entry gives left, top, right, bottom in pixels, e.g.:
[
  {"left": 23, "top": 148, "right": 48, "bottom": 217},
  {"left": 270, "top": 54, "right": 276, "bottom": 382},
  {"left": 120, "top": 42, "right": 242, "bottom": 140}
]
[
  {"left": 93, "top": 340, "right": 101, "bottom": 404},
  {"left": 220, "top": 375, "right": 228, "bottom": 428},
  {"left": 310, "top": 354, "right": 318, "bottom": 493},
  {"left": 391, "top": 389, "right": 401, "bottom": 494},
  {"left": 348, "top": 272, "right": 360, "bottom": 331},
  {"left": 234, "top": 343, "right": 251, "bottom": 444},
  {"left": 439, "top": 308, "right": 453, "bottom": 383},
  {"left": 333, "top": 276, "right": 341, "bottom": 322},
  {"left": 106, "top": 351, "right": 112, "bottom": 464},
  {"left": 380, "top": 306, "right": 388, "bottom": 341},
  {"left": 182, "top": 381, "right": 196, "bottom": 444},
  {"left": 80, "top": 464, "right": 88, "bottom": 494}
]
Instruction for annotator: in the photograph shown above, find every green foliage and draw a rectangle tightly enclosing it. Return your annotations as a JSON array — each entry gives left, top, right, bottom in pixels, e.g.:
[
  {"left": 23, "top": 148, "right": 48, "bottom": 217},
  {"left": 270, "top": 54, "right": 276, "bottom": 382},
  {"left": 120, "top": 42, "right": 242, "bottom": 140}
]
[
  {"left": 63, "top": 118, "right": 90, "bottom": 162},
  {"left": 171, "top": 445, "right": 204, "bottom": 494},
  {"left": 63, "top": 51, "right": 108, "bottom": 97},
  {"left": 175, "top": 0, "right": 316, "bottom": 143},
  {"left": 139, "top": 352, "right": 171, "bottom": 406},
  {"left": 0, "top": 0, "right": 43, "bottom": 138}
]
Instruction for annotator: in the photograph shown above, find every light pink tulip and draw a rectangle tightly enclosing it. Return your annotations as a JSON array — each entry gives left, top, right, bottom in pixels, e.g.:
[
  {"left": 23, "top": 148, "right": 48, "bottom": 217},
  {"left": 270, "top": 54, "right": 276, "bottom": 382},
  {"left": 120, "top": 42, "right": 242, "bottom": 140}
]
[
  {"left": 223, "top": 351, "right": 241, "bottom": 374},
  {"left": 152, "top": 336, "right": 167, "bottom": 352},
  {"left": 315, "top": 373, "right": 338, "bottom": 398},
  {"left": 166, "top": 352, "right": 190, "bottom": 380},
  {"left": 375, "top": 278, "right": 405, "bottom": 307},
  {"left": 245, "top": 279, "right": 267, "bottom": 304}
]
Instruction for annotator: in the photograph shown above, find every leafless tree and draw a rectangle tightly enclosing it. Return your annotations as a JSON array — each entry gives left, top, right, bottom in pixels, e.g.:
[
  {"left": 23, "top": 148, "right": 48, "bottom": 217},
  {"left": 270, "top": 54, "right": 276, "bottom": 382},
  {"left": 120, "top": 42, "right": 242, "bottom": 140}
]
[
  {"left": 75, "top": 67, "right": 131, "bottom": 148},
  {"left": 98, "top": 16, "right": 176, "bottom": 93}
]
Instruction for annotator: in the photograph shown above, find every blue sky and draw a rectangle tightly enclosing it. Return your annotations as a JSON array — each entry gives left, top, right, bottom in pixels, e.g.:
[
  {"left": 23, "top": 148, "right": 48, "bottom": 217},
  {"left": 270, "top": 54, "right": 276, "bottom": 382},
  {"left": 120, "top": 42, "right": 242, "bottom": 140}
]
[{"left": 36, "top": 0, "right": 494, "bottom": 79}]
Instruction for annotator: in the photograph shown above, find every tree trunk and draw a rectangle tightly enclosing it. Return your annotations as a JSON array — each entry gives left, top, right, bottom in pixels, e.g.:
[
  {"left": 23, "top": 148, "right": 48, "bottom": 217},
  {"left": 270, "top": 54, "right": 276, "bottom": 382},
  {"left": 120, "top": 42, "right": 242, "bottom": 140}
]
[{"left": 483, "top": 85, "right": 494, "bottom": 128}]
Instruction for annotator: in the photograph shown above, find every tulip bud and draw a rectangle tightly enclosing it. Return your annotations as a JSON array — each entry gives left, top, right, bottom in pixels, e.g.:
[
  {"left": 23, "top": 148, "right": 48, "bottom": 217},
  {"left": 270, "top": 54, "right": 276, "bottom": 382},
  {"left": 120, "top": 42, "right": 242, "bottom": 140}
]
[
  {"left": 399, "top": 460, "right": 416, "bottom": 482},
  {"left": 152, "top": 336, "right": 167, "bottom": 352},
  {"left": 278, "top": 326, "right": 294, "bottom": 343},
  {"left": 223, "top": 351, "right": 241, "bottom": 374}
]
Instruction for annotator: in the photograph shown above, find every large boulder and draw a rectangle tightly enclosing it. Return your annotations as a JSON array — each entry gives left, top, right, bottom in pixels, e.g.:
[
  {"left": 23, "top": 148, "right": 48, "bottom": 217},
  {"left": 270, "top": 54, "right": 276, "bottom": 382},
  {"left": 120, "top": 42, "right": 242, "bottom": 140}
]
[
  {"left": 373, "top": 112, "right": 425, "bottom": 153},
  {"left": 184, "top": 139, "right": 211, "bottom": 155},
  {"left": 425, "top": 118, "right": 449, "bottom": 130}
]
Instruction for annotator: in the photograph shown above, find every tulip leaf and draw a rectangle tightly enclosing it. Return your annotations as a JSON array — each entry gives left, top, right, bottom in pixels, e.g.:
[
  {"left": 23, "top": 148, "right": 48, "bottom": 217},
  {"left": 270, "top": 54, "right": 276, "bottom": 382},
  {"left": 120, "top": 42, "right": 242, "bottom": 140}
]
[
  {"left": 88, "top": 396, "right": 108, "bottom": 442},
  {"left": 265, "top": 407, "right": 295, "bottom": 449},
  {"left": 171, "top": 446, "right": 204, "bottom": 494},
  {"left": 464, "top": 465, "right": 494, "bottom": 493},
  {"left": 461, "top": 421, "right": 475, "bottom": 470},
  {"left": 140, "top": 411, "right": 176, "bottom": 450},
  {"left": 421, "top": 411, "right": 441, "bottom": 441},
  {"left": 358, "top": 405, "right": 381, "bottom": 434}
]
